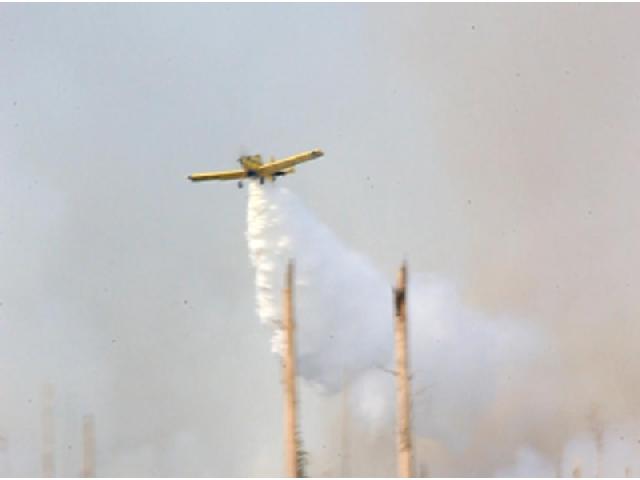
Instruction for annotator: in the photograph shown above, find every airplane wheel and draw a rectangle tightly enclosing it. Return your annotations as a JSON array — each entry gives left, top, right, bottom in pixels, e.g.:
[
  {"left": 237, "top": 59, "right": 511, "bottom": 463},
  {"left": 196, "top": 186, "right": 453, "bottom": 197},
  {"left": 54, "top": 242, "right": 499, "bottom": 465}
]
[
  {"left": 260, "top": 177, "right": 265, "bottom": 185},
  {"left": 238, "top": 181, "right": 243, "bottom": 189}
]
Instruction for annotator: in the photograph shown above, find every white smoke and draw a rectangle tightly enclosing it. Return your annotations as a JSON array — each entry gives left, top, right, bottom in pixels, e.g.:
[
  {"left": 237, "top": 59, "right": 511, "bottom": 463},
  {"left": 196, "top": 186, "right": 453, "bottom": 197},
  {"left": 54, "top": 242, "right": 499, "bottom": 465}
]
[
  {"left": 560, "top": 422, "right": 640, "bottom": 478},
  {"left": 493, "top": 423, "right": 640, "bottom": 478},
  {"left": 494, "top": 446, "right": 557, "bottom": 477},
  {"left": 246, "top": 182, "right": 540, "bottom": 448}
]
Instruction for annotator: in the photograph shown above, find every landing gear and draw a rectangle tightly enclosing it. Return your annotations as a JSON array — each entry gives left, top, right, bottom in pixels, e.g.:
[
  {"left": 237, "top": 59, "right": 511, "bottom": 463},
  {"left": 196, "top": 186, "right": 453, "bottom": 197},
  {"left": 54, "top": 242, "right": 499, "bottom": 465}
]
[
  {"left": 237, "top": 181, "right": 243, "bottom": 189},
  {"left": 260, "top": 177, "right": 265, "bottom": 185}
]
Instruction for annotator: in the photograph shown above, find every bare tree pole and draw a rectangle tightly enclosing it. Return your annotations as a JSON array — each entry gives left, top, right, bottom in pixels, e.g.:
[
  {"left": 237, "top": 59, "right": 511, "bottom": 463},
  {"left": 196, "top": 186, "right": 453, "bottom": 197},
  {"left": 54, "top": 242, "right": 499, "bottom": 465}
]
[
  {"left": 394, "top": 262, "right": 413, "bottom": 477},
  {"left": 340, "top": 369, "right": 350, "bottom": 478},
  {"left": 283, "top": 261, "right": 300, "bottom": 477},
  {"left": 81, "top": 415, "right": 96, "bottom": 478},
  {"left": 587, "top": 406, "right": 603, "bottom": 478},
  {"left": 0, "top": 432, "right": 10, "bottom": 476},
  {"left": 42, "top": 384, "right": 55, "bottom": 478}
]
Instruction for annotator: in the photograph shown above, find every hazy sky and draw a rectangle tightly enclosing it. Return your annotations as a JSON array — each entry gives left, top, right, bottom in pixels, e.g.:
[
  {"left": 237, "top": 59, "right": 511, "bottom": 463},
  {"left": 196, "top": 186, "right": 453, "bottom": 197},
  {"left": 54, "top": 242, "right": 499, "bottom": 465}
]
[{"left": 2, "top": 3, "right": 640, "bottom": 476}]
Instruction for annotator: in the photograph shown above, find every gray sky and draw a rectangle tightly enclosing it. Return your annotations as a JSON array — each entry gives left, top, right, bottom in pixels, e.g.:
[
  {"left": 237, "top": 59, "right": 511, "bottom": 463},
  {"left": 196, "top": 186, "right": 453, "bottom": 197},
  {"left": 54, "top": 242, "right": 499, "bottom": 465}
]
[{"left": 2, "top": 3, "right": 640, "bottom": 476}]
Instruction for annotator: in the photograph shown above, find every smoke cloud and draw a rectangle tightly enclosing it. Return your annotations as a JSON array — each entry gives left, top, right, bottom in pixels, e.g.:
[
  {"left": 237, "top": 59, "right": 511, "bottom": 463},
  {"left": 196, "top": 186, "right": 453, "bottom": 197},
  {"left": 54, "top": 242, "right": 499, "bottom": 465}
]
[{"left": 246, "top": 182, "right": 540, "bottom": 452}]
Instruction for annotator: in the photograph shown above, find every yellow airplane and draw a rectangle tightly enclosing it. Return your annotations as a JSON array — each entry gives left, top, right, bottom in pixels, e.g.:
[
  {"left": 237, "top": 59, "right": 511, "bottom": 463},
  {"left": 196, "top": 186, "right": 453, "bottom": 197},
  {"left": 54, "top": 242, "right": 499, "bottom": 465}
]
[{"left": 188, "top": 149, "right": 324, "bottom": 188}]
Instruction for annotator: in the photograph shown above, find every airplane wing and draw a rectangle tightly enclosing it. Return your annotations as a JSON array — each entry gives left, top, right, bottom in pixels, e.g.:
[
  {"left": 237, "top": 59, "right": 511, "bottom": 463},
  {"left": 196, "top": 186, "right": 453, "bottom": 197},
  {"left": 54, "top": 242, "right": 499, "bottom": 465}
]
[
  {"left": 188, "top": 169, "right": 248, "bottom": 182},
  {"left": 257, "top": 149, "right": 324, "bottom": 176}
]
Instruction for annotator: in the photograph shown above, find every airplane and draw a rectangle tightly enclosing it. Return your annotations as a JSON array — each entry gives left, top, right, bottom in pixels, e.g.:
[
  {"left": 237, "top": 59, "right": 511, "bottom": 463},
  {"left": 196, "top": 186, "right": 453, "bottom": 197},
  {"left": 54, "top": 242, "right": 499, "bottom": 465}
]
[{"left": 188, "top": 149, "right": 324, "bottom": 188}]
